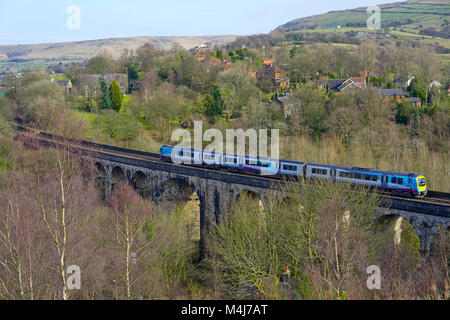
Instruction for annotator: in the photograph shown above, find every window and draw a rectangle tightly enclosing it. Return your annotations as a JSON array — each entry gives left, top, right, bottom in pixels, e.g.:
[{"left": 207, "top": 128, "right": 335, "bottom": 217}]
[
  {"left": 372, "top": 175, "right": 378, "bottom": 182},
  {"left": 312, "top": 168, "right": 328, "bottom": 175},
  {"left": 259, "top": 161, "right": 269, "bottom": 168},
  {"left": 284, "top": 164, "right": 297, "bottom": 171},
  {"left": 226, "top": 157, "right": 237, "bottom": 164},
  {"left": 418, "top": 178, "right": 426, "bottom": 187},
  {"left": 392, "top": 177, "right": 397, "bottom": 184},
  {"left": 398, "top": 178, "right": 403, "bottom": 185},
  {"left": 364, "top": 174, "right": 371, "bottom": 181},
  {"left": 355, "top": 173, "right": 362, "bottom": 180},
  {"left": 339, "top": 172, "right": 345, "bottom": 178}
]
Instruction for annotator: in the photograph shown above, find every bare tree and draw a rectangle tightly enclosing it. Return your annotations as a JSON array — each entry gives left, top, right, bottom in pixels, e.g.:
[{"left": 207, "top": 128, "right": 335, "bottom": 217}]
[{"left": 110, "top": 183, "right": 154, "bottom": 299}]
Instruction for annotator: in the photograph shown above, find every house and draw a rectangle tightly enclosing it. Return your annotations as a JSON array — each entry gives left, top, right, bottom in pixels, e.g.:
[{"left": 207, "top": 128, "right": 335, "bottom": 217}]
[
  {"left": 55, "top": 79, "right": 72, "bottom": 95},
  {"left": 350, "top": 77, "right": 367, "bottom": 88},
  {"left": 378, "top": 89, "right": 405, "bottom": 103},
  {"left": 194, "top": 52, "right": 207, "bottom": 62},
  {"left": 262, "top": 58, "right": 276, "bottom": 67},
  {"left": 393, "top": 76, "right": 415, "bottom": 89},
  {"left": 206, "top": 57, "right": 222, "bottom": 72},
  {"left": 223, "top": 61, "right": 233, "bottom": 72},
  {"left": 80, "top": 74, "right": 128, "bottom": 97},
  {"left": 128, "top": 79, "right": 142, "bottom": 93},
  {"left": 258, "top": 65, "right": 290, "bottom": 90},
  {"left": 322, "top": 78, "right": 363, "bottom": 93},
  {"left": 405, "top": 97, "right": 422, "bottom": 107}
]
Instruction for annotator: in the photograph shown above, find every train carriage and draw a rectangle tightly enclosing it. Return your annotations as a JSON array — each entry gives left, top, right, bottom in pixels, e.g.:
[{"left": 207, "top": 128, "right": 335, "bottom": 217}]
[{"left": 160, "top": 145, "right": 428, "bottom": 198}]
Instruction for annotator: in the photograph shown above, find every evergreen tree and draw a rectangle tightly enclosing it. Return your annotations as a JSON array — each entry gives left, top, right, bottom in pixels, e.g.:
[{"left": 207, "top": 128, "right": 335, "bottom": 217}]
[
  {"left": 204, "top": 90, "right": 223, "bottom": 123},
  {"left": 110, "top": 80, "right": 124, "bottom": 112},
  {"left": 99, "top": 76, "right": 114, "bottom": 110}
]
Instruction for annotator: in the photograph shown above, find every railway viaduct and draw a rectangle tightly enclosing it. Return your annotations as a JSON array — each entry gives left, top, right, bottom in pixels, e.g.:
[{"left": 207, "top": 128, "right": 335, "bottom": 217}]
[
  {"left": 90, "top": 148, "right": 449, "bottom": 254},
  {"left": 25, "top": 131, "right": 450, "bottom": 254}
]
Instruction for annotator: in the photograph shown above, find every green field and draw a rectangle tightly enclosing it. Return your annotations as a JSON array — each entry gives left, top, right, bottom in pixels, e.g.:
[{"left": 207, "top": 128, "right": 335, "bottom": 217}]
[{"left": 279, "top": 1, "right": 450, "bottom": 37}]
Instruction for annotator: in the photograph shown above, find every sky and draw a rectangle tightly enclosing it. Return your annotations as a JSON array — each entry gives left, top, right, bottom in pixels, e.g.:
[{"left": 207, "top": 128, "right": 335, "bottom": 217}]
[{"left": 0, "top": 0, "right": 403, "bottom": 45}]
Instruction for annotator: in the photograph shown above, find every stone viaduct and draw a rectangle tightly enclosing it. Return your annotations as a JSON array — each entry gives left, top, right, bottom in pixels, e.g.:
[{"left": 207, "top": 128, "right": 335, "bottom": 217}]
[
  {"left": 26, "top": 131, "right": 450, "bottom": 254},
  {"left": 89, "top": 148, "right": 450, "bottom": 254}
]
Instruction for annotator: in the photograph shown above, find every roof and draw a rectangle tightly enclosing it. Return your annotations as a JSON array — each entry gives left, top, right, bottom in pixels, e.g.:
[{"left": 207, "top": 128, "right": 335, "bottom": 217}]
[
  {"left": 379, "top": 89, "right": 405, "bottom": 96},
  {"left": 81, "top": 74, "right": 127, "bottom": 83},
  {"left": 326, "top": 79, "right": 361, "bottom": 91},
  {"left": 262, "top": 58, "right": 276, "bottom": 65},
  {"left": 405, "top": 97, "right": 421, "bottom": 103},
  {"left": 350, "top": 77, "right": 366, "bottom": 84},
  {"left": 56, "top": 79, "right": 70, "bottom": 86},
  {"left": 327, "top": 79, "right": 346, "bottom": 91}
]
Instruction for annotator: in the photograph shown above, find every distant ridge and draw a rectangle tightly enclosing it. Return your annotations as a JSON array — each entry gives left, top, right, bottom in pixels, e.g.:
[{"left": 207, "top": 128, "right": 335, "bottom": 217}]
[{"left": 0, "top": 35, "right": 238, "bottom": 62}]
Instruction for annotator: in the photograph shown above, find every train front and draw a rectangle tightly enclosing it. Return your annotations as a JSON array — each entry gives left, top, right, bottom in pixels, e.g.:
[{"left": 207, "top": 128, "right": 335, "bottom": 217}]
[{"left": 416, "top": 176, "right": 428, "bottom": 197}]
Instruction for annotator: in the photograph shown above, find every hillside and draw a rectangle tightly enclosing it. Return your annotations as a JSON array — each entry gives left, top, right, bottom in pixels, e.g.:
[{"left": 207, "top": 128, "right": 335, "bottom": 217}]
[
  {"left": 0, "top": 35, "right": 237, "bottom": 73},
  {"left": 276, "top": 0, "right": 449, "bottom": 36}
]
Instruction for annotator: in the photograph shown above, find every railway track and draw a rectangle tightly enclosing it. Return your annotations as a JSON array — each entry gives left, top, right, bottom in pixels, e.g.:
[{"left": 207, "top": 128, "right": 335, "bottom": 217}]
[{"left": 15, "top": 125, "right": 450, "bottom": 209}]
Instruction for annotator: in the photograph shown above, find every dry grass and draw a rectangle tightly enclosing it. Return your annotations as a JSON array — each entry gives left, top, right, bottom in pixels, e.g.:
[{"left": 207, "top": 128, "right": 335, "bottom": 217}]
[{"left": 280, "top": 134, "right": 449, "bottom": 191}]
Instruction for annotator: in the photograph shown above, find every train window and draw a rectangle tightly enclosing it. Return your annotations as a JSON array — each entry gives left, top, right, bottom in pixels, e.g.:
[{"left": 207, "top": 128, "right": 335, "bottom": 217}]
[
  {"left": 418, "top": 178, "right": 426, "bottom": 187},
  {"left": 259, "top": 162, "right": 269, "bottom": 168},
  {"left": 312, "top": 168, "right": 327, "bottom": 175},
  {"left": 339, "top": 172, "right": 345, "bottom": 178},
  {"left": 355, "top": 173, "right": 362, "bottom": 180},
  {"left": 179, "top": 151, "right": 183, "bottom": 156},
  {"left": 392, "top": 177, "right": 397, "bottom": 184},
  {"left": 226, "top": 157, "right": 236, "bottom": 164},
  {"left": 364, "top": 175, "right": 371, "bottom": 181},
  {"left": 372, "top": 176, "right": 378, "bottom": 182},
  {"left": 398, "top": 178, "right": 403, "bottom": 185},
  {"left": 284, "top": 165, "right": 296, "bottom": 171}
]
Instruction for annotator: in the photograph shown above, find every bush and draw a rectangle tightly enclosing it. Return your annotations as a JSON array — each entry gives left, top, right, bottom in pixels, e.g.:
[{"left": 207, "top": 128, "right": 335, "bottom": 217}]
[{"left": 94, "top": 110, "right": 143, "bottom": 141}]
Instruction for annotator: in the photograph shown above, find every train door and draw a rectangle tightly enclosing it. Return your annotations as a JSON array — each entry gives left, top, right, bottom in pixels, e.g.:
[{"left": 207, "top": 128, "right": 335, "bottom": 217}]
[
  {"left": 331, "top": 169, "right": 337, "bottom": 182},
  {"left": 381, "top": 175, "right": 389, "bottom": 190}
]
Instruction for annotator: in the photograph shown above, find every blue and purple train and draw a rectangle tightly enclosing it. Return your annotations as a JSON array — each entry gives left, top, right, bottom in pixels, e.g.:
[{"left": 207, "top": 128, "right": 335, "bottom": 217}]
[{"left": 160, "top": 145, "right": 428, "bottom": 198}]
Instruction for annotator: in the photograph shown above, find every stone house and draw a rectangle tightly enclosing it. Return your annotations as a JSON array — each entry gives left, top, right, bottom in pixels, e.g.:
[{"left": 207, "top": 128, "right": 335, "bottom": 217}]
[
  {"left": 405, "top": 97, "right": 422, "bottom": 107},
  {"left": 258, "top": 65, "right": 290, "bottom": 90},
  {"left": 79, "top": 74, "right": 128, "bottom": 97},
  {"left": 378, "top": 89, "right": 405, "bottom": 103},
  {"left": 55, "top": 79, "right": 73, "bottom": 95}
]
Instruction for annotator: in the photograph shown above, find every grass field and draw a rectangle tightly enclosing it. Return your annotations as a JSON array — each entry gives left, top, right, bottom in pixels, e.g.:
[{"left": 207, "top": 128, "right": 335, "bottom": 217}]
[{"left": 278, "top": 1, "right": 450, "bottom": 37}]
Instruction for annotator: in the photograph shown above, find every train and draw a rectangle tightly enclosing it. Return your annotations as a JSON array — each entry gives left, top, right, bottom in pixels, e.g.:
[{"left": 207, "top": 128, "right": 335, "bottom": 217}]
[{"left": 159, "top": 145, "right": 428, "bottom": 198}]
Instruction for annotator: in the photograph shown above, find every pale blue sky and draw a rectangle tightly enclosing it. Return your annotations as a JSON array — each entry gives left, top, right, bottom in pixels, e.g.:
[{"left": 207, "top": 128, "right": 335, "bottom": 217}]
[{"left": 0, "top": 0, "right": 401, "bottom": 45}]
